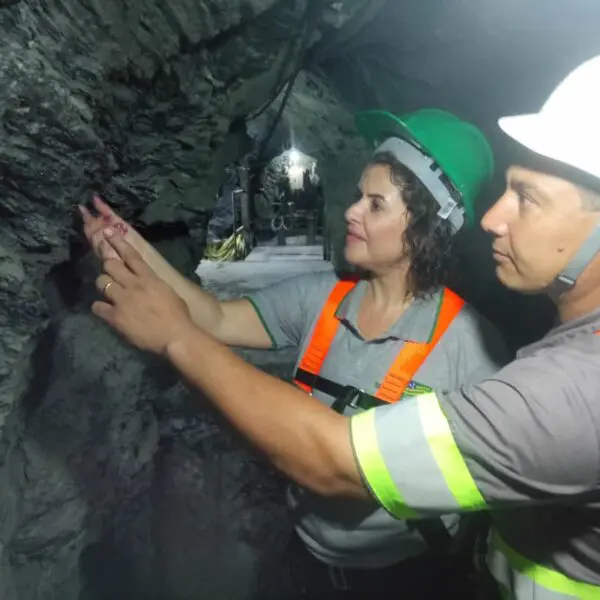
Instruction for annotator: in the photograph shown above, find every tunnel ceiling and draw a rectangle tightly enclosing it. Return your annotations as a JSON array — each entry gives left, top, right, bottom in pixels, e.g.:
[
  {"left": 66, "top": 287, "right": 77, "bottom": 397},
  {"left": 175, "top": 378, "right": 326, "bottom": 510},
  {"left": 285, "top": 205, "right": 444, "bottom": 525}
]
[
  {"left": 319, "top": 0, "right": 600, "bottom": 121},
  {"left": 1, "top": 1, "right": 600, "bottom": 598}
]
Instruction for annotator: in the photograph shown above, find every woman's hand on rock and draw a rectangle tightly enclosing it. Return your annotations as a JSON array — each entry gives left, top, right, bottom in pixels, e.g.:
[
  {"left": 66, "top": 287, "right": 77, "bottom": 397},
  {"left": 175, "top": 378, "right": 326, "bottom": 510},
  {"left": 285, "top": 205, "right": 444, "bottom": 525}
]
[{"left": 78, "top": 196, "right": 133, "bottom": 262}]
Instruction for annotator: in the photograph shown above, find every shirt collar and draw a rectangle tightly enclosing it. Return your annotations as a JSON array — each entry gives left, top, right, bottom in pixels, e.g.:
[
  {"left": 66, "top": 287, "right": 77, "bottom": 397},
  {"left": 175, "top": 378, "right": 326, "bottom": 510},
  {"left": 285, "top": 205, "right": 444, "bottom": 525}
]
[
  {"left": 335, "top": 279, "right": 444, "bottom": 343},
  {"left": 518, "top": 306, "right": 600, "bottom": 357}
]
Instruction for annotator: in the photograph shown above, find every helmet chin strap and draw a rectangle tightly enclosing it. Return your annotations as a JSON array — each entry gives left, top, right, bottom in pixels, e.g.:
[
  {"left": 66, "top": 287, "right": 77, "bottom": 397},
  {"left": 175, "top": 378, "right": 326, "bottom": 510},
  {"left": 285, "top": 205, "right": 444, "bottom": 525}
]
[{"left": 549, "top": 221, "right": 600, "bottom": 295}]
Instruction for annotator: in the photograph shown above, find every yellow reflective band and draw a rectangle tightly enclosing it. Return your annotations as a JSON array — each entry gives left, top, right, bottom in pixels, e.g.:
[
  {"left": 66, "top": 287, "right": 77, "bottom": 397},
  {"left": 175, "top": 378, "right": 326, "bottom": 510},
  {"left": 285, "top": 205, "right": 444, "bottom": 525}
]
[
  {"left": 418, "top": 393, "right": 487, "bottom": 511},
  {"left": 493, "top": 532, "right": 600, "bottom": 599},
  {"left": 350, "top": 410, "right": 418, "bottom": 519}
]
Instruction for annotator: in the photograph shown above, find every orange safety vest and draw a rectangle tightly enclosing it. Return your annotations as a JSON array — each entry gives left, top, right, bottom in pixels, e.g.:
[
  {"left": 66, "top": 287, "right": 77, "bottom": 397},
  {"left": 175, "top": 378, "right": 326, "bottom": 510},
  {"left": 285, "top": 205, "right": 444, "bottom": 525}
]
[{"left": 293, "top": 280, "right": 465, "bottom": 405}]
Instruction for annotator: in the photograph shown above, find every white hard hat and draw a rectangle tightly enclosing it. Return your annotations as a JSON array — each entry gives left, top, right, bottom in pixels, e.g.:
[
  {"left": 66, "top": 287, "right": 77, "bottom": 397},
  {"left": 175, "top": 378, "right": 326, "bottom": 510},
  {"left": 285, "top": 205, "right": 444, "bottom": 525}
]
[
  {"left": 498, "top": 54, "right": 600, "bottom": 293},
  {"left": 499, "top": 54, "right": 600, "bottom": 181}
]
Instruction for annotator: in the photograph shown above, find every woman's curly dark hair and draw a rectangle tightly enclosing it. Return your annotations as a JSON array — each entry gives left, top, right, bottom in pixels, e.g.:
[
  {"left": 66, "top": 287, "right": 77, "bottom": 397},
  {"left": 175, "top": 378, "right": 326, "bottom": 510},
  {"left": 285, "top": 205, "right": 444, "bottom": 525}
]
[{"left": 368, "top": 151, "right": 458, "bottom": 299}]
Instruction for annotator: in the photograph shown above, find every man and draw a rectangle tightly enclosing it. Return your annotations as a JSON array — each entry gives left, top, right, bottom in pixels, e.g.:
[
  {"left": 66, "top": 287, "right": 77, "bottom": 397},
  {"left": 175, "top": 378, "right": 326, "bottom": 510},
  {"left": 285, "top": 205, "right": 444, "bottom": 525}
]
[{"left": 92, "top": 53, "right": 600, "bottom": 599}]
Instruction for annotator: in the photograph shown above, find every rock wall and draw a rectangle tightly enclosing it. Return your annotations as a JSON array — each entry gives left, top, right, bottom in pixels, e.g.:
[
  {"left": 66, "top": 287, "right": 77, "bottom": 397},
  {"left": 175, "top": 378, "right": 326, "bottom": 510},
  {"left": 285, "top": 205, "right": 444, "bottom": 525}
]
[{"left": 0, "top": 1, "right": 381, "bottom": 598}]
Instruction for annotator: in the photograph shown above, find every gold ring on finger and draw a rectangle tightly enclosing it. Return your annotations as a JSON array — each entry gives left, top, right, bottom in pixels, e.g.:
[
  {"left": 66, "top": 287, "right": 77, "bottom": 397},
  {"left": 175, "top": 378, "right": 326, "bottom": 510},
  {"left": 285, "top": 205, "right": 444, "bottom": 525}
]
[{"left": 103, "top": 279, "right": 115, "bottom": 296}]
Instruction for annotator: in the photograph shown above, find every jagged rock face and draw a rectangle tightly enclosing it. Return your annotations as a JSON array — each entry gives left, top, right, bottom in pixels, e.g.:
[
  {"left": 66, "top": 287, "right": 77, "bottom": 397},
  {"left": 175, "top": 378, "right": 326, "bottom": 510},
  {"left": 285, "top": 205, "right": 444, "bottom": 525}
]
[
  {"left": 13, "top": 313, "right": 159, "bottom": 598},
  {"left": 0, "top": 1, "right": 381, "bottom": 599}
]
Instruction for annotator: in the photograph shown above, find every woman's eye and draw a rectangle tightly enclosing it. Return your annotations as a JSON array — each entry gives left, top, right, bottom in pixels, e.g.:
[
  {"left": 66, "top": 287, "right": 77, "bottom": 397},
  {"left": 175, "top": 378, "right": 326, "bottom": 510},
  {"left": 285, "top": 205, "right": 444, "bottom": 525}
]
[{"left": 370, "top": 198, "right": 383, "bottom": 211}]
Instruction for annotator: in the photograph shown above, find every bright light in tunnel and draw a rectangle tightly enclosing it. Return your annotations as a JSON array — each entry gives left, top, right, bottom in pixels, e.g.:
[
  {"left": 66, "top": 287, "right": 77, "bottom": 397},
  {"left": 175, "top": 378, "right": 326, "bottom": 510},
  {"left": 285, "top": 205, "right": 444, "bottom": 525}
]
[
  {"left": 287, "top": 164, "right": 305, "bottom": 189},
  {"left": 288, "top": 148, "right": 300, "bottom": 165}
]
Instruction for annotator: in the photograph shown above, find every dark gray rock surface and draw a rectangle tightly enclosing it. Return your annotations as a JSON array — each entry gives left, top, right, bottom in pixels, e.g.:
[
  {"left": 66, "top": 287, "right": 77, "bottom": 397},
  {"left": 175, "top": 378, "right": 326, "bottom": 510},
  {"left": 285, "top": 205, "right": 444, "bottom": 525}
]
[{"left": 0, "top": 1, "right": 379, "bottom": 598}]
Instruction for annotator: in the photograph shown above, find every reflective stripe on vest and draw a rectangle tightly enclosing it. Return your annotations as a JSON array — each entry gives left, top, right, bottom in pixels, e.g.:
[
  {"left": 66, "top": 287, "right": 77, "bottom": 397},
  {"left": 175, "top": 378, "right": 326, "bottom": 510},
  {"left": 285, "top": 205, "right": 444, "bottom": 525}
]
[
  {"left": 293, "top": 280, "right": 465, "bottom": 402},
  {"left": 488, "top": 530, "right": 600, "bottom": 599},
  {"left": 351, "top": 392, "right": 488, "bottom": 519}
]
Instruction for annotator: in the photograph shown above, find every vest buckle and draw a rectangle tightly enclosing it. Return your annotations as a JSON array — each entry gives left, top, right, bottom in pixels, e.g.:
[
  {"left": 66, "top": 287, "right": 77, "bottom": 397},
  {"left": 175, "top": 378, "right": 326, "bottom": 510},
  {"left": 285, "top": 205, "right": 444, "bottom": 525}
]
[{"left": 331, "top": 385, "right": 365, "bottom": 414}]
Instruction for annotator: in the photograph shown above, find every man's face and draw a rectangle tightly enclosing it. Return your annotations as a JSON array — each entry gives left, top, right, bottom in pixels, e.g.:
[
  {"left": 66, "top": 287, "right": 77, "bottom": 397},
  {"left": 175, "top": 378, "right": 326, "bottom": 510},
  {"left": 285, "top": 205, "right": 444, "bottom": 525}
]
[{"left": 481, "top": 165, "right": 600, "bottom": 293}]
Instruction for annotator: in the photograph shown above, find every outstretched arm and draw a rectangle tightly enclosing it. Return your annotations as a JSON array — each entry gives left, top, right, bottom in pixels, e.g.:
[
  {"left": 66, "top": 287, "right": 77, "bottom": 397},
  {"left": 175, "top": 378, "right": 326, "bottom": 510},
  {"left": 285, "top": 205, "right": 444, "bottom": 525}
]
[
  {"left": 93, "top": 233, "right": 599, "bottom": 510},
  {"left": 79, "top": 196, "right": 272, "bottom": 348}
]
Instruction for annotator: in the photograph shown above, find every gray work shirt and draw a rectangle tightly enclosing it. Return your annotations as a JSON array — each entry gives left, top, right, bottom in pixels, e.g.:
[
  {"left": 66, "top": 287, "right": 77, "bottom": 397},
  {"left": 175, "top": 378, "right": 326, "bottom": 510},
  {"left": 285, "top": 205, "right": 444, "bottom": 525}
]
[
  {"left": 247, "top": 271, "right": 510, "bottom": 568},
  {"left": 443, "top": 307, "right": 600, "bottom": 592},
  {"left": 353, "top": 305, "right": 600, "bottom": 596}
]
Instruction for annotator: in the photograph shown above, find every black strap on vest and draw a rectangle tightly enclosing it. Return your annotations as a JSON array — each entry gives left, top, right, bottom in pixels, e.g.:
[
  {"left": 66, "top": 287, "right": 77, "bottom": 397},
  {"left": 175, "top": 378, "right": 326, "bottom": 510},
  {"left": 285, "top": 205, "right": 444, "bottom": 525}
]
[
  {"left": 294, "top": 368, "right": 386, "bottom": 412},
  {"left": 407, "top": 518, "right": 455, "bottom": 556},
  {"left": 294, "top": 368, "right": 455, "bottom": 553}
]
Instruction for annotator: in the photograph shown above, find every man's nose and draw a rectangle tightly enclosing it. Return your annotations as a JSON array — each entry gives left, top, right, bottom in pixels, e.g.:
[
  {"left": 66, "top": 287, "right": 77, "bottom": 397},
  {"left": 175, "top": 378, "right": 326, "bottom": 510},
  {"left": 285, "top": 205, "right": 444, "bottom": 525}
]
[{"left": 481, "top": 195, "right": 510, "bottom": 237}]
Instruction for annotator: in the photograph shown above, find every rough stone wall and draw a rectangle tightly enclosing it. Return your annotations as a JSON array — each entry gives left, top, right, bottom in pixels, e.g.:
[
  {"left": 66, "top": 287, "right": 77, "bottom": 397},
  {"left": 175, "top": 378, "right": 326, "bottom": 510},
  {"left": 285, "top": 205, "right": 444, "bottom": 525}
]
[{"left": 0, "top": 1, "right": 381, "bottom": 599}]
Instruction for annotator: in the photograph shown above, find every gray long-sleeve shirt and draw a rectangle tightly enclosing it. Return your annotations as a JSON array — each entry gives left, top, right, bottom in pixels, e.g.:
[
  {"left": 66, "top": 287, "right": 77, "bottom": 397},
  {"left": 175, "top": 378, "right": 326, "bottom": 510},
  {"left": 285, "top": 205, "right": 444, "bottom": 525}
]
[{"left": 351, "top": 304, "right": 600, "bottom": 598}]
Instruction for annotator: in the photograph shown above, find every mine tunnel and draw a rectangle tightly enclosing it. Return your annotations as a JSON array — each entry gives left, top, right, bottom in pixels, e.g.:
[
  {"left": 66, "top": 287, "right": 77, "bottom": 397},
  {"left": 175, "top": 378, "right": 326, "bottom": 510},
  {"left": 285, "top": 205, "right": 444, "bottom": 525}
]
[{"left": 2, "top": 1, "right": 600, "bottom": 599}]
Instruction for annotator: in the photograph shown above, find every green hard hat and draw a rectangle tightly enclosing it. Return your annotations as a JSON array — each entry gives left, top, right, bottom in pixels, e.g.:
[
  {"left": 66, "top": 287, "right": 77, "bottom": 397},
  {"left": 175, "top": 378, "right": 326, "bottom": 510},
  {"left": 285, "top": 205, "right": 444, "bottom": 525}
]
[{"left": 354, "top": 108, "right": 494, "bottom": 227}]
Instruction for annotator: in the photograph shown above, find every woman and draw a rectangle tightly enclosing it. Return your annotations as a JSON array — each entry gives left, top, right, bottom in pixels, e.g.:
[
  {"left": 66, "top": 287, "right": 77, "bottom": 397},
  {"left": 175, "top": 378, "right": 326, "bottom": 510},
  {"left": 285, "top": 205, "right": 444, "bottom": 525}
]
[{"left": 80, "top": 108, "right": 509, "bottom": 598}]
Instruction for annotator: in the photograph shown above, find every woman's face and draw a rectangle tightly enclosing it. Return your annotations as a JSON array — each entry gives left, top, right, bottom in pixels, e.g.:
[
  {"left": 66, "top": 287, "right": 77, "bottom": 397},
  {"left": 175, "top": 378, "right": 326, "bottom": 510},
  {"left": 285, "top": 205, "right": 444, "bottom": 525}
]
[{"left": 344, "top": 163, "right": 409, "bottom": 272}]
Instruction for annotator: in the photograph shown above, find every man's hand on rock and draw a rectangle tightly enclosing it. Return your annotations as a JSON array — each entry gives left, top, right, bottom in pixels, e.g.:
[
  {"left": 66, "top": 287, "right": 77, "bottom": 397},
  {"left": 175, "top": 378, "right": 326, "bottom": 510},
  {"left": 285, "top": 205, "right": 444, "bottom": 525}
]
[{"left": 93, "top": 229, "right": 194, "bottom": 356}]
